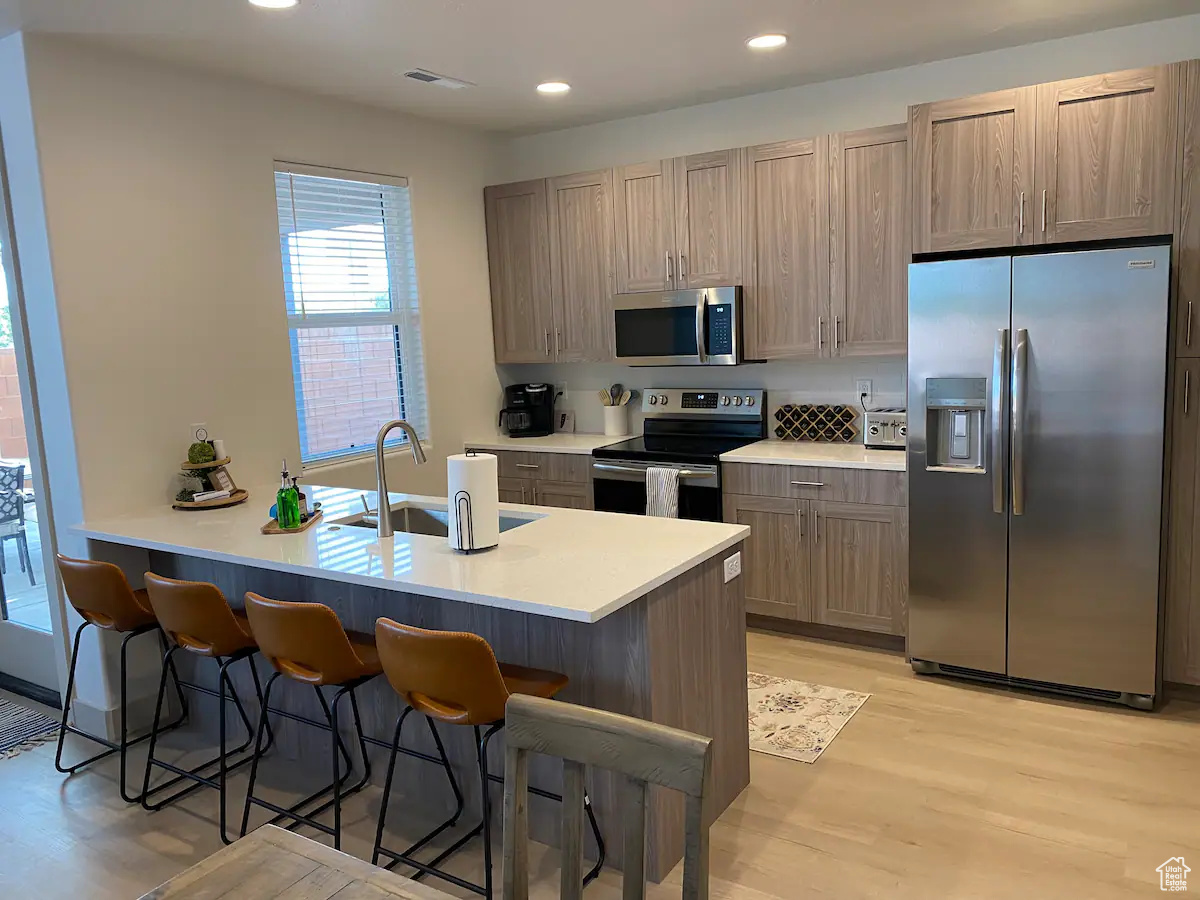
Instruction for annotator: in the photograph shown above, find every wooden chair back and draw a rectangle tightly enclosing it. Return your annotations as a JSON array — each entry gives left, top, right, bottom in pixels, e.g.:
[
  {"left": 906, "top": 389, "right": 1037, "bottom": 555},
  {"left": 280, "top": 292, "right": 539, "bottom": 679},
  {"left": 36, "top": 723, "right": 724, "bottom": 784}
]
[{"left": 501, "top": 694, "right": 713, "bottom": 900}]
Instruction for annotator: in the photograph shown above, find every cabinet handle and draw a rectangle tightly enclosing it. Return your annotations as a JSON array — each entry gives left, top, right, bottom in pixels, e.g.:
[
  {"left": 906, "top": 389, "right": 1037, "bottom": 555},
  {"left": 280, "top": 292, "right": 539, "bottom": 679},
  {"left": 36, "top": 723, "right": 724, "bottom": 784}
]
[
  {"left": 796, "top": 508, "right": 805, "bottom": 540},
  {"left": 814, "top": 510, "right": 822, "bottom": 542},
  {"left": 791, "top": 481, "right": 824, "bottom": 487},
  {"left": 521, "top": 486, "right": 528, "bottom": 503},
  {"left": 818, "top": 316, "right": 824, "bottom": 351},
  {"left": 544, "top": 330, "right": 550, "bottom": 356},
  {"left": 665, "top": 252, "right": 673, "bottom": 287},
  {"left": 1187, "top": 369, "right": 1192, "bottom": 417},
  {"left": 1041, "top": 189, "right": 1047, "bottom": 233},
  {"left": 834, "top": 316, "right": 841, "bottom": 352},
  {"left": 679, "top": 254, "right": 687, "bottom": 281},
  {"left": 555, "top": 328, "right": 561, "bottom": 355},
  {"left": 515, "top": 463, "right": 540, "bottom": 470},
  {"left": 1019, "top": 191, "right": 1025, "bottom": 235},
  {"left": 1188, "top": 301, "right": 1194, "bottom": 348}
]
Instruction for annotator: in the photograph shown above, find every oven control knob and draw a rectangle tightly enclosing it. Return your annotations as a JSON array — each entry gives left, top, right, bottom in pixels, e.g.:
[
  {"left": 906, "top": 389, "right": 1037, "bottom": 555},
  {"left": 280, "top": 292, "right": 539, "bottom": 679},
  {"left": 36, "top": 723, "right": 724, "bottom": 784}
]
[
  {"left": 657, "top": 394, "right": 669, "bottom": 405},
  {"left": 733, "top": 397, "right": 744, "bottom": 407},
  {"left": 721, "top": 396, "right": 731, "bottom": 406},
  {"left": 898, "top": 424, "right": 907, "bottom": 437},
  {"left": 744, "top": 396, "right": 756, "bottom": 407},
  {"left": 869, "top": 424, "right": 881, "bottom": 436},
  {"left": 648, "top": 395, "right": 658, "bottom": 406}
]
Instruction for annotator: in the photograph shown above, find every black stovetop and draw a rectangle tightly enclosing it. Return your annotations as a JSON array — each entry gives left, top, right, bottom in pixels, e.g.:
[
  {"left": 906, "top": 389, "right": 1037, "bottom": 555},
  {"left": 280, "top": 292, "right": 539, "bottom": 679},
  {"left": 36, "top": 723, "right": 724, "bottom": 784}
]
[{"left": 593, "top": 433, "right": 761, "bottom": 466}]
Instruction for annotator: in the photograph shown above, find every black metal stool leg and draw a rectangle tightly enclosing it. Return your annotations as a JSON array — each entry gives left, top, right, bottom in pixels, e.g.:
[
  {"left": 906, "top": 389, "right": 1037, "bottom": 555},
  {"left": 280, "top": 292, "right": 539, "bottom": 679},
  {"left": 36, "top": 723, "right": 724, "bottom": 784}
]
[
  {"left": 54, "top": 623, "right": 89, "bottom": 774},
  {"left": 239, "top": 671, "right": 278, "bottom": 838},
  {"left": 477, "top": 724, "right": 496, "bottom": 900}
]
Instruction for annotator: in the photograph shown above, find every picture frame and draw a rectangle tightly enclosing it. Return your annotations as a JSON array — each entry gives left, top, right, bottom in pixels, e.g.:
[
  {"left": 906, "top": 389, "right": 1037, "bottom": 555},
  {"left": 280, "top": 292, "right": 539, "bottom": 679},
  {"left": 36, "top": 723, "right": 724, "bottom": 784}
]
[{"left": 207, "top": 466, "right": 236, "bottom": 493}]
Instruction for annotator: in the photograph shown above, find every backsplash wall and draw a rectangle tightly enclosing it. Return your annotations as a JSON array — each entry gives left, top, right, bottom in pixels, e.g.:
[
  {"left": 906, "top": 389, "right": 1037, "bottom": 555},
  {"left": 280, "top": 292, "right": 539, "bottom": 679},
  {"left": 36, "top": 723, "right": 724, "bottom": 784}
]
[{"left": 498, "top": 356, "right": 907, "bottom": 438}]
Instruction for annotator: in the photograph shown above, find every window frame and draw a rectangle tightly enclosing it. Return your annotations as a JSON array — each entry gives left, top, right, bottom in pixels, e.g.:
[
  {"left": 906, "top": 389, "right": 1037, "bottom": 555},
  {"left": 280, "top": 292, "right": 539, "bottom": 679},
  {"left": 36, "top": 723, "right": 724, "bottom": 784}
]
[{"left": 274, "top": 161, "right": 429, "bottom": 468}]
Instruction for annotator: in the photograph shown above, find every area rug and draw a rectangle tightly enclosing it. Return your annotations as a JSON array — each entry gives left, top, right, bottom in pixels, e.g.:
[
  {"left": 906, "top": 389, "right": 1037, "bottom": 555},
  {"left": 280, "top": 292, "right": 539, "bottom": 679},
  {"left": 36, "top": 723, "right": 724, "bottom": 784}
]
[
  {"left": 747, "top": 672, "right": 870, "bottom": 764},
  {"left": 0, "top": 698, "right": 59, "bottom": 758}
]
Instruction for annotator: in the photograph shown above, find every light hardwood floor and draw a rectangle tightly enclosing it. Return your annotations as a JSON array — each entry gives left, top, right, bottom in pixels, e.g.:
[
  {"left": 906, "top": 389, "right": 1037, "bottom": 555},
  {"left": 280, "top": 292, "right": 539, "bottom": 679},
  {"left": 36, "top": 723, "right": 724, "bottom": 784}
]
[{"left": 3, "top": 631, "right": 1199, "bottom": 899}]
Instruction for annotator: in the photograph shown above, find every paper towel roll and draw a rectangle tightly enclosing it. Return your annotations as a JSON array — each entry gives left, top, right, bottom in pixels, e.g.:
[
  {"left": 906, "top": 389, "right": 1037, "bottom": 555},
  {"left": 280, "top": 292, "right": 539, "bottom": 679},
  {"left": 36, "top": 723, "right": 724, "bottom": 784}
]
[{"left": 447, "top": 452, "right": 500, "bottom": 552}]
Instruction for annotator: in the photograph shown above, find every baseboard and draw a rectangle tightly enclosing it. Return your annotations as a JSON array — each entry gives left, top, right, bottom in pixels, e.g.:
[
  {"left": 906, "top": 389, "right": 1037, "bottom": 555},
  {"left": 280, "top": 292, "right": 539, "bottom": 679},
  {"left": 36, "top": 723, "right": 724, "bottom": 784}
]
[
  {"left": 1165, "top": 680, "right": 1200, "bottom": 702},
  {"left": 0, "top": 671, "right": 61, "bottom": 709},
  {"left": 69, "top": 691, "right": 180, "bottom": 742},
  {"left": 747, "top": 614, "right": 906, "bottom": 653}
]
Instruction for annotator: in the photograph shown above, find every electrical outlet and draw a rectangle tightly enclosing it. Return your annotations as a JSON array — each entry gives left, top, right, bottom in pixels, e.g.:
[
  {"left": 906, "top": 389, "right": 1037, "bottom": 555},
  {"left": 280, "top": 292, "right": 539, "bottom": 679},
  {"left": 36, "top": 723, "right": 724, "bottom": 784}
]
[
  {"left": 188, "top": 422, "right": 209, "bottom": 444},
  {"left": 724, "top": 551, "right": 742, "bottom": 583},
  {"left": 554, "top": 383, "right": 568, "bottom": 404},
  {"left": 855, "top": 379, "right": 873, "bottom": 409}
]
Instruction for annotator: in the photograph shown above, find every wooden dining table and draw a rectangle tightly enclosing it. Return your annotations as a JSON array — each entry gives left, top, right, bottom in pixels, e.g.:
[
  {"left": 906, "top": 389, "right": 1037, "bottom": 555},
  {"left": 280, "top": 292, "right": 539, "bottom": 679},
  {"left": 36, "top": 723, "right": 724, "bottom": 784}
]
[{"left": 138, "top": 825, "right": 458, "bottom": 899}]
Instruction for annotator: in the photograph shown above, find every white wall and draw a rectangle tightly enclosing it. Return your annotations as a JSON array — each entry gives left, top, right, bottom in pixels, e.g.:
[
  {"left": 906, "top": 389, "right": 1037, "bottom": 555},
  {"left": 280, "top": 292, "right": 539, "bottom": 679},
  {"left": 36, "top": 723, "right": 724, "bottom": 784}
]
[
  {"left": 18, "top": 35, "right": 502, "bottom": 519},
  {"left": 498, "top": 13, "right": 1200, "bottom": 180}
]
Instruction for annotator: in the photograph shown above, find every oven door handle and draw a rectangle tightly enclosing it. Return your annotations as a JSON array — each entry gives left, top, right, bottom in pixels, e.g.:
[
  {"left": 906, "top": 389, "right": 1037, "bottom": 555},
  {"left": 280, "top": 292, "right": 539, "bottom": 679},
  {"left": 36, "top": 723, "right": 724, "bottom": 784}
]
[
  {"left": 592, "top": 462, "right": 713, "bottom": 479},
  {"left": 695, "top": 289, "right": 708, "bottom": 364}
]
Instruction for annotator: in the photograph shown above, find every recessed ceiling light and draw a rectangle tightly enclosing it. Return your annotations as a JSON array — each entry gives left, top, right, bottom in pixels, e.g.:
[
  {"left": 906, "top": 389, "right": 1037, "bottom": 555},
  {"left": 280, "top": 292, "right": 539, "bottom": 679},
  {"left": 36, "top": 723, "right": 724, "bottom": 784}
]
[
  {"left": 537, "top": 81, "right": 571, "bottom": 95},
  {"left": 747, "top": 33, "right": 787, "bottom": 50},
  {"left": 249, "top": 0, "right": 299, "bottom": 9}
]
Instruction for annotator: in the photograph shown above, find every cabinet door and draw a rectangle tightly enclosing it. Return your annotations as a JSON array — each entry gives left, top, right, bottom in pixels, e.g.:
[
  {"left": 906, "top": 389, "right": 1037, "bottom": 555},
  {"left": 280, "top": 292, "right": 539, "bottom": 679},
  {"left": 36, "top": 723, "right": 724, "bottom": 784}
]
[
  {"left": 1166, "top": 360, "right": 1200, "bottom": 685},
  {"left": 1176, "top": 60, "right": 1200, "bottom": 358},
  {"left": 723, "top": 493, "right": 809, "bottom": 620},
  {"left": 744, "top": 138, "right": 829, "bottom": 360},
  {"left": 613, "top": 160, "right": 676, "bottom": 293},
  {"left": 547, "top": 170, "right": 615, "bottom": 362},
  {"left": 674, "top": 149, "right": 744, "bottom": 289},
  {"left": 484, "top": 180, "right": 553, "bottom": 363},
  {"left": 830, "top": 124, "right": 909, "bottom": 357},
  {"left": 498, "top": 476, "right": 531, "bottom": 505},
  {"left": 813, "top": 502, "right": 905, "bottom": 635},
  {"left": 910, "top": 87, "right": 1036, "bottom": 253},
  {"left": 1037, "top": 65, "right": 1180, "bottom": 244},
  {"left": 533, "top": 480, "right": 591, "bottom": 510}
]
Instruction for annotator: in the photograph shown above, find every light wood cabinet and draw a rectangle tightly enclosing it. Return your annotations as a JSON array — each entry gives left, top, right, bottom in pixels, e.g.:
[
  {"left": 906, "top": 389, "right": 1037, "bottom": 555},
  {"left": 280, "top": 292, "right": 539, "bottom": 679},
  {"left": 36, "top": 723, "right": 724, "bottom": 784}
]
[
  {"left": 830, "top": 124, "right": 910, "bottom": 356},
  {"left": 1036, "top": 65, "right": 1180, "bottom": 244},
  {"left": 910, "top": 87, "right": 1037, "bottom": 254},
  {"left": 1176, "top": 60, "right": 1200, "bottom": 359},
  {"left": 484, "top": 179, "right": 553, "bottom": 363},
  {"left": 1166, "top": 359, "right": 1200, "bottom": 685},
  {"left": 811, "top": 502, "right": 906, "bottom": 635},
  {"left": 497, "top": 476, "right": 530, "bottom": 505},
  {"left": 533, "top": 480, "right": 591, "bottom": 510},
  {"left": 744, "top": 138, "right": 829, "bottom": 359},
  {"left": 547, "top": 170, "right": 615, "bottom": 362},
  {"left": 613, "top": 151, "right": 744, "bottom": 294},
  {"left": 724, "top": 494, "right": 810, "bottom": 620},
  {"left": 473, "top": 449, "right": 593, "bottom": 511}
]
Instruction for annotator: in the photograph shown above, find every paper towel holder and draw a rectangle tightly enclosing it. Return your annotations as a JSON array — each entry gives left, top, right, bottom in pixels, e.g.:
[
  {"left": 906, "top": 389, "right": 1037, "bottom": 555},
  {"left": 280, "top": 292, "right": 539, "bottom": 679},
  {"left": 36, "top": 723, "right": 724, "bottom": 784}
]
[{"left": 452, "top": 488, "right": 497, "bottom": 553}]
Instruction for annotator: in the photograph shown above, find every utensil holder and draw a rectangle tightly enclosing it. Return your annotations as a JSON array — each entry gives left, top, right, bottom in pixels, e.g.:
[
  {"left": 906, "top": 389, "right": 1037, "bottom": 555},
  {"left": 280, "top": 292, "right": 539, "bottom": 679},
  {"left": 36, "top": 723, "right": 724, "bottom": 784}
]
[{"left": 603, "top": 404, "right": 629, "bottom": 436}]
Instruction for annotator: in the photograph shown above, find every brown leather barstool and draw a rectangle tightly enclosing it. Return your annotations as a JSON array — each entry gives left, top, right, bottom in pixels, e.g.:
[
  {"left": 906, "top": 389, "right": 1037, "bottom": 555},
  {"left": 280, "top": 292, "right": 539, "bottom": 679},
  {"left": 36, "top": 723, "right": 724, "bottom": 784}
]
[
  {"left": 371, "top": 619, "right": 604, "bottom": 899},
  {"left": 54, "top": 554, "right": 188, "bottom": 803},
  {"left": 238, "top": 591, "right": 381, "bottom": 849},
  {"left": 140, "top": 573, "right": 273, "bottom": 843}
]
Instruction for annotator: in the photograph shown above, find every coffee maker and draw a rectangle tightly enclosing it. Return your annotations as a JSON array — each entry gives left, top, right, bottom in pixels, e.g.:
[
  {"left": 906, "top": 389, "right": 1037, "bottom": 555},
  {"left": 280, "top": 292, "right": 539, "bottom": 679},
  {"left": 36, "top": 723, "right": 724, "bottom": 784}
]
[{"left": 498, "top": 383, "right": 555, "bottom": 437}]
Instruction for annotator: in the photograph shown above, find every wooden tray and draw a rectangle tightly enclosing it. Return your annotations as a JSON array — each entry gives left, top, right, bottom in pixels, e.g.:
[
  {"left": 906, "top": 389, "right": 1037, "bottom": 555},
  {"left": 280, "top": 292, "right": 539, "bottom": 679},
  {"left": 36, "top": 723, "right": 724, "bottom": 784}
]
[
  {"left": 261, "top": 509, "right": 323, "bottom": 535},
  {"left": 180, "top": 456, "right": 232, "bottom": 471},
  {"left": 172, "top": 488, "right": 250, "bottom": 511}
]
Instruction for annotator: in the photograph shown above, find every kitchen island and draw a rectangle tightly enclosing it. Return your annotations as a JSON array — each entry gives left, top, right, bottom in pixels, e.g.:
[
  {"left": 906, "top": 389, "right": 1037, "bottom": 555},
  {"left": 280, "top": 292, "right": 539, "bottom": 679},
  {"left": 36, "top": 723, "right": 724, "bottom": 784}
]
[{"left": 74, "top": 485, "right": 750, "bottom": 881}]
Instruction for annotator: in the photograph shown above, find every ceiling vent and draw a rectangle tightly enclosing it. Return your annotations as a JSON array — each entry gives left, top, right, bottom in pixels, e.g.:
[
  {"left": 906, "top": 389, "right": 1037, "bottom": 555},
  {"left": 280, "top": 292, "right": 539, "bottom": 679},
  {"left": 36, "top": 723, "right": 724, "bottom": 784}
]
[{"left": 403, "top": 69, "right": 474, "bottom": 90}]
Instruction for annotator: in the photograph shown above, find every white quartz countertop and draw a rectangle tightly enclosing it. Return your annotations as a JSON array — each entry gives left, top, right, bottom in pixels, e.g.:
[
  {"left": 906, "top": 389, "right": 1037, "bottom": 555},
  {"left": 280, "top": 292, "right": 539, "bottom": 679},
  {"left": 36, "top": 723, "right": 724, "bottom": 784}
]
[
  {"left": 720, "top": 440, "right": 907, "bottom": 471},
  {"left": 464, "top": 434, "right": 627, "bottom": 455},
  {"left": 72, "top": 485, "right": 748, "bottom": 624}
]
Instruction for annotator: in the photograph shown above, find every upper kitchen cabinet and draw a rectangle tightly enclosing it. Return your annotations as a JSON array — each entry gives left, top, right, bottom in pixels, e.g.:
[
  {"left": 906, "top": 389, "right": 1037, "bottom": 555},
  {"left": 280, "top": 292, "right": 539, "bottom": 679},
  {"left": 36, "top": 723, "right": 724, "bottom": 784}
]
[
  {"left": 1036, "top": 65, "right": 1180, "bottom": 243},
  {"left": 1176, "top": 59, "right": 1200, "bottom": 358},
  {"left": 484, "top": 179, "right": 553, "bottom": 363},
  {"left": 829, "top": 124, "right": 909, "bottom": 356},
  {"left": 547, "top": 169, "right": 615, "bottom": 362},
  {"left": 673, "top": 150, "right": 745, "bottom": 289},
  {"left": 613, "top": 151, "right": 744, "bottom": 294},
  {"left": 910, "top": 87, "right": 1036, "bottom": 253},
  {"left": 744, "top": 138, "right": 829, "bottom": 360}
]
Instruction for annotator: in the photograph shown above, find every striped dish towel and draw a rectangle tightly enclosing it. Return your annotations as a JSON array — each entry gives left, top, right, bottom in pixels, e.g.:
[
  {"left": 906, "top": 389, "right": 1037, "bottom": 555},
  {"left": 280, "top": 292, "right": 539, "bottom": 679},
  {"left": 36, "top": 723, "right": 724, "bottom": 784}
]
[{"left": 645, "top": 466, "right": 680, "bottom": 518}]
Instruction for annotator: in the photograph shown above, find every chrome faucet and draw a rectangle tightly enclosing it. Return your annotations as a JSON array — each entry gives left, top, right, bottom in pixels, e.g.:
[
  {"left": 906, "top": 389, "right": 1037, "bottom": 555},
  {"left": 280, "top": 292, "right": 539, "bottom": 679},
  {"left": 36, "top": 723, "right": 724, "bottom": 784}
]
[{"left": 375, "top": 419, "right": 427, "bottom": 538}]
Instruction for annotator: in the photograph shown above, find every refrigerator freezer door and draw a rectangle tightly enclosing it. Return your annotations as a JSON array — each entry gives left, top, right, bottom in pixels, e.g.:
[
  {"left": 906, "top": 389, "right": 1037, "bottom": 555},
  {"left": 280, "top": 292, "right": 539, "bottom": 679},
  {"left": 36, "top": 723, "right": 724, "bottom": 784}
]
[
  {"left": 908, "top": 257, "right": 1012, "bottom": 674},
  {"left": 1008, "top": 245, "right": 1169, "bottom": 697}
]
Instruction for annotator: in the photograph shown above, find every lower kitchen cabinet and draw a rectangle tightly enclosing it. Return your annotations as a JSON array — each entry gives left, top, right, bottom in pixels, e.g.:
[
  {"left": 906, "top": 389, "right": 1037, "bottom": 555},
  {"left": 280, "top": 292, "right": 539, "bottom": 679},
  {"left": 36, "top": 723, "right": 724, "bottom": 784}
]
[
  {"left": 497, "top": 476, "right": 531, "bottom": 505},
  {"left": 1166, "top": 359, "right": 1200, "bottom": 685},
  {"left": 725, "top": 491, "right": 906, "bottom": 636},
  {"left": 496, "top": 474, "right": 592, "bottom": 510},
  {"left": 812, "top": 501, "right": 907, "bottom": 635}
]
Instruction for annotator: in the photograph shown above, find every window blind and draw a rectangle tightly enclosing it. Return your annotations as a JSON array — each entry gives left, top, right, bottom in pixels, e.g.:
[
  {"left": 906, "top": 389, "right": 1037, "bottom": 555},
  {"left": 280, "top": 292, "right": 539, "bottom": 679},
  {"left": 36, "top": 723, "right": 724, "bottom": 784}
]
[{"left": 274, "top": 163, "right": 428, "bottom": 464}]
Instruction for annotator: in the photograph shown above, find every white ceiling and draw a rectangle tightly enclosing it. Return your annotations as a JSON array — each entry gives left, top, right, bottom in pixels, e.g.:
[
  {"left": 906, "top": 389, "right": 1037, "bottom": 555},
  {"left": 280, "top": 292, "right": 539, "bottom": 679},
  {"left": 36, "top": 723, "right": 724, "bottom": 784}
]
[{"left": 2, "top": 0, "right": 1199, "bottom": 134}]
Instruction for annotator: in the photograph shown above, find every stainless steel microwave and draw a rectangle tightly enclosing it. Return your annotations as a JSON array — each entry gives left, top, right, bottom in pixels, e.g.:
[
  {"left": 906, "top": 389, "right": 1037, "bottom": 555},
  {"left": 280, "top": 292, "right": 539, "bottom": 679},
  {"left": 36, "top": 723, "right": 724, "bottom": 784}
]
[{"left": 612, "top": 286, "right": 743, "bottom": 366}]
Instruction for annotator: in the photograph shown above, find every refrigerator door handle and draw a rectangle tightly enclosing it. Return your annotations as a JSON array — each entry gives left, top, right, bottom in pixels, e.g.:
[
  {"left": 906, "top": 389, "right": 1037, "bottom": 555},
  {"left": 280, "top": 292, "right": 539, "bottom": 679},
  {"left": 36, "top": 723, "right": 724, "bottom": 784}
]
[
  {"left": 1011, "top": 328, "right": 1029, "bottom": 515},
  {"left": 991, "top": 328, "right": 1009, "bottom": 514}
]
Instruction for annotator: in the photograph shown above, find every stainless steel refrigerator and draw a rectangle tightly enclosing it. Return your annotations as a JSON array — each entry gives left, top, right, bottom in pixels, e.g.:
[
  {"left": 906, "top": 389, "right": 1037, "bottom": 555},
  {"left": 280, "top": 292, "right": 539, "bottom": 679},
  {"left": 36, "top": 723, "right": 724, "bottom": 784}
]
[{"left": 907, "top": 244, "right": 1171, "bottom": 709}]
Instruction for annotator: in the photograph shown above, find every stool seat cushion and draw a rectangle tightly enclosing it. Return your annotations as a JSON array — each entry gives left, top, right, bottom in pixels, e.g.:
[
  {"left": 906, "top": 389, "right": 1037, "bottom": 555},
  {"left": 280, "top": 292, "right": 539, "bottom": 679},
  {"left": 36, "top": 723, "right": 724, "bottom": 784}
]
[{"left": 499, "top": 662, "right": 569, "bottom": 700}]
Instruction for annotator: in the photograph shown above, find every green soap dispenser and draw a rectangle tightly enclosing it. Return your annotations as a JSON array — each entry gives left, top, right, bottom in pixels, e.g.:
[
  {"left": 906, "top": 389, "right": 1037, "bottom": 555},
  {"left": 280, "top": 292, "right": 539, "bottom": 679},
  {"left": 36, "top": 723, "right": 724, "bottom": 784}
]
[{"left": 276, "top": 459, "right": 301, "bottom": 529}]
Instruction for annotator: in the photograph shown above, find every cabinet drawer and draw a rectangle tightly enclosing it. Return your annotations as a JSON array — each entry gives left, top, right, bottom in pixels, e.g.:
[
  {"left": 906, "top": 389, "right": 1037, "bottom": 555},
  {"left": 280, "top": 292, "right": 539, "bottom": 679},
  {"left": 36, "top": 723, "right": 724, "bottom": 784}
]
[
  {"left": 723, "top": 462, "right": 905, "bottom": 505},
  {"left": 482, "top": 450, "right": 591, "bottom": 484}
]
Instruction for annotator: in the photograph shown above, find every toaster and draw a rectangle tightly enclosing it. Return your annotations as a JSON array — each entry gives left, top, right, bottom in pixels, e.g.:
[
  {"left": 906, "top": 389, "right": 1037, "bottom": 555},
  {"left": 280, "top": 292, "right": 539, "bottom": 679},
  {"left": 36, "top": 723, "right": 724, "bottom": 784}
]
[{"left": 864, "top": 408, "right": 907, "bottom": 450}]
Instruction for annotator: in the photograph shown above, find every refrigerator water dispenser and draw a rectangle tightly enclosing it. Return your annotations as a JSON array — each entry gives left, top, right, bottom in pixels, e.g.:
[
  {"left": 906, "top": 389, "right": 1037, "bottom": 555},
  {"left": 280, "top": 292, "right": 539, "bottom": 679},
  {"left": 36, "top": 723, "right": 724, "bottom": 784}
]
[{"left": 925, "top": 377, "right": 987, "bottom": 471}]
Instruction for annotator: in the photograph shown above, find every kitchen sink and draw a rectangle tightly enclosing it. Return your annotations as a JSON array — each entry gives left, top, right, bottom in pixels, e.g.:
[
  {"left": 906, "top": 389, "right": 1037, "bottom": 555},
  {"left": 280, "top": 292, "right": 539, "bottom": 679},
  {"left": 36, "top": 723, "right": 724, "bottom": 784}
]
[{"left": 335, "top": 503, "right": 536, "bottom": 536}]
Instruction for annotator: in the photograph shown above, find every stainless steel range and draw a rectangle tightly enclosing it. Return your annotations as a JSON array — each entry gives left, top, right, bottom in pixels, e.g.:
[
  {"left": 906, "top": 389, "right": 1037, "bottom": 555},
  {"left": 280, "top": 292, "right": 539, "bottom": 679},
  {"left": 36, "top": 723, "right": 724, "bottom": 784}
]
[{"left": 592, "top": 389, "right": 766, "bottom": 521}]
